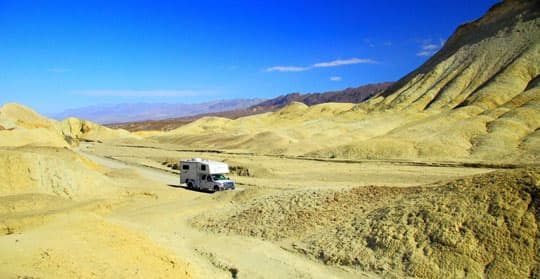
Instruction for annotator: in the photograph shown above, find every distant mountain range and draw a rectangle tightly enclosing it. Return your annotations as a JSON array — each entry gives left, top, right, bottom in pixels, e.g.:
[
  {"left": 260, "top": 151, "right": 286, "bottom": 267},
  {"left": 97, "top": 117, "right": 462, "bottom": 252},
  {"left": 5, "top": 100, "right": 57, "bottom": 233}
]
[
  {"left": 251, "top": 82, "right": 392, "bottom": 111},
  {"left": 107, "top": 82, "right": 392, "bottom": 131},
  {"left": 50, "top": 99, "right": 265, "bottom": 124}
]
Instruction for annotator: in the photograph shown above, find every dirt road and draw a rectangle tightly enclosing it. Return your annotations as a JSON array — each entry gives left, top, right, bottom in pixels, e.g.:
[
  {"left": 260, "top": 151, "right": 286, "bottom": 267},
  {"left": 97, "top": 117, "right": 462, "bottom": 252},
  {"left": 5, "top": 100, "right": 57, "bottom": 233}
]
[{"left": 76, "top": 144, "right": 377, "bottom": 278}]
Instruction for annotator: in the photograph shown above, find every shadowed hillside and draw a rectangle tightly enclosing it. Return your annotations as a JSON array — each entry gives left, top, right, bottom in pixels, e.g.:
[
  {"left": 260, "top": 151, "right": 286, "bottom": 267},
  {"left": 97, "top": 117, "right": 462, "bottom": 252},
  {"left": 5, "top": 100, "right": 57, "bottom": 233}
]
[{"left": 251, "top": 82, "right": 392, "bottom": 111}]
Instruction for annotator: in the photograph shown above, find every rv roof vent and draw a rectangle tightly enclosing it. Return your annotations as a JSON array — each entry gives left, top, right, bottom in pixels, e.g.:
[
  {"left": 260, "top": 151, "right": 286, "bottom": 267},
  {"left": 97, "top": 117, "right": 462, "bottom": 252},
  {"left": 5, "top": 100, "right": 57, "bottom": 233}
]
[{"left": 192, "top": 158, "right": 202, "bottom": 162}]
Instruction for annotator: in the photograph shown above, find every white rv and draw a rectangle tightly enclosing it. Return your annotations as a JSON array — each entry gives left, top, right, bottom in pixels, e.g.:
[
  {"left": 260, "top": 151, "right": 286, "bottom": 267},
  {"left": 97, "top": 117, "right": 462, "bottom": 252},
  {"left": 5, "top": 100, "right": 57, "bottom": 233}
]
[{"left": 180, "top": 158, "right": 235, "bottom": 192}]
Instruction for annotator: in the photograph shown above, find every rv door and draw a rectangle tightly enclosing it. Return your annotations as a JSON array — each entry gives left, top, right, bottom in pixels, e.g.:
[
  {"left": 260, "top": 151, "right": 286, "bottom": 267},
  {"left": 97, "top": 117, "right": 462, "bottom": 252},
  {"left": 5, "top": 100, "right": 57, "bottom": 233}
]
[{"left": 200, "top": 174, "right": 209, "bottom": 190}]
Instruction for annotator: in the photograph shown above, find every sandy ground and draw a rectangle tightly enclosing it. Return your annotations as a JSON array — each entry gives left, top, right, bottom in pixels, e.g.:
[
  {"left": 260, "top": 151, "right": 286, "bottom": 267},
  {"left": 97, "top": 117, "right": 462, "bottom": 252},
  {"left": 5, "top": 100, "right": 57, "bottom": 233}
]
[
  {"left": 2, "top": 142, "right": 390, "bottom": 278},
  {"left": 79, "top": 142, "right": 497, "bottom": 278},
  {"left": 75, "top": 142, "right": 540, "bottom": 278},
  {"left": 84, "top": 142, "right": 492, "bottom": 189},
  {"left": 77, "top": 143, "right": 384, "bottom": 278},
  {"left": 1, "top": 140, "right": 497, "bottom": 278}
]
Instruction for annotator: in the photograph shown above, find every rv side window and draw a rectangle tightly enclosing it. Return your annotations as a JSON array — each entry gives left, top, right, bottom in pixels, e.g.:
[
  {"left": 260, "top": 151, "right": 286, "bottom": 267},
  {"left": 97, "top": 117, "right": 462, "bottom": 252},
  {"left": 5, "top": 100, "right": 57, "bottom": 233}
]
[
  {"left": 182, "top": 165, "right": 189, "bottom": 170},
  {"left": 201, "top": 165, "right": 207, "bottom": 171}
]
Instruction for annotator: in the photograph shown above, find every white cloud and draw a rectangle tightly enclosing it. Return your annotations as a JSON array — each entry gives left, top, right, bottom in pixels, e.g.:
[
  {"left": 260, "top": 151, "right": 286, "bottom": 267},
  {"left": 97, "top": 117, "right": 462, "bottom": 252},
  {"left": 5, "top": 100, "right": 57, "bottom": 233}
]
[
  {"left": 266, "top": 57, "right": 376, "bottom": 73},
  {"left": 416, "top": 50, "right": 434, "bottom": 57},
  {"left": 265, "top": 66, "right": 309, "bottom": 72},
  {"left": 48, "top": 68, "right": 71, "bottom": 73},
  {"left": 330, "top": 76, "right": 342, "bottom": 81},
  {"left": 416, "top": 39, "right": 445, "bottom": 57},
  {"left": 313, "top": 58, "right": 377, "bottom": 68},
  {"left": 422, "top": 44, "right": 439, "bottom": 50},
  {"left": 73, "top": 89, "right": 212, "bottom": 97}
]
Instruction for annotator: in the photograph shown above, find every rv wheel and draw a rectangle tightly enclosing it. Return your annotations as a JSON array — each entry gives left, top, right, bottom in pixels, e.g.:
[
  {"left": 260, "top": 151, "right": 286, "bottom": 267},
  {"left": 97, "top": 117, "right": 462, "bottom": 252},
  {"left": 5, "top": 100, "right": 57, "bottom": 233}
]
[
  {"left": 187, "top": 181, "right": 193, "bottom": 189},
  {"left": 213, "top": 186, "right": 220, "bottom": 192}
]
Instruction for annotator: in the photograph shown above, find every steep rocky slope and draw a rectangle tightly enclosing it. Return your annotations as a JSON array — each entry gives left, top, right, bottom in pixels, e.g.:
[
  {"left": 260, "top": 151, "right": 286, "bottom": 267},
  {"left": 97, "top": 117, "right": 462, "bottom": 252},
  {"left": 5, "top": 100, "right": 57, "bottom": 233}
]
[
  {"left": 327, "top": 0, "right": 540, "bottom": 162},
  {"left": 378, "top": 0, "right": 539, "bottom": 111}
]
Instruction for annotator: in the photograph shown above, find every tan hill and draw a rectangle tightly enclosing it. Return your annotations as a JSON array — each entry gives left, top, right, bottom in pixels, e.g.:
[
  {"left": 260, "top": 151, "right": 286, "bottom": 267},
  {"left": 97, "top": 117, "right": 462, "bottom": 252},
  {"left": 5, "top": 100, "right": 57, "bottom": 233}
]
[
  {"left": 152, "top": 0, "right": 540, "bottom": 164},
  {"left": 0, "top": 103, "right": 69, "bottom": 147},
  {"left": 0, "top": 103, "right": 144, "bottom": 200},
  {"left": 0, "top": 103, "right": 141, "bottom": 199},
  {"left": 0, "top": 146, "right": 118, "bottom": 199},
  {"left": 154, "top": 102, "right": 360, "bottom": 155},
  {"left": 0, "top": 102, "right": 56, "bottom": 129},
  {"left": 0, "top": 104, "right": 195, "bottom": 278},
  {"left": 0, "top": 103, "right": 138, "bottom": 147},
  {"left": 58, "top": 117, "right": 135, "bottom": 143}
]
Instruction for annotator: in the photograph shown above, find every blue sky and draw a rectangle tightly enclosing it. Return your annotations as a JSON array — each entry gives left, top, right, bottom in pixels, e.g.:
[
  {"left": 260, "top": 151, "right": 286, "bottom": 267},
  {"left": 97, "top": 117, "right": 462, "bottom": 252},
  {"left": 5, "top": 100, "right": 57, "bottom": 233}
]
[{"left": 0, "top": 0, "right": 499, "bottom": 115}]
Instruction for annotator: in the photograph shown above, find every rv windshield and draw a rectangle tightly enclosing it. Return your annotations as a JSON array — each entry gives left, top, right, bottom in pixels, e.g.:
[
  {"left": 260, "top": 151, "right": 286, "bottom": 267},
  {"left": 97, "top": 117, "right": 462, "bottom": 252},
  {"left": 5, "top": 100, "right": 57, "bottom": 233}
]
[{"left": 211, "top": 174, "right": 227, "bottom": 181}]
